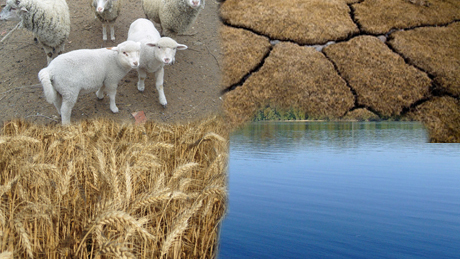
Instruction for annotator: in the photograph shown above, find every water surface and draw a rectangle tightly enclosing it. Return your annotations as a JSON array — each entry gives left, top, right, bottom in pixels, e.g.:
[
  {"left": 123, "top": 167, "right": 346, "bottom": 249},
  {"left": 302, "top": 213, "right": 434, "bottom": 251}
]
[{"left": 219, "top": 122, "right": 460, "bottom": 259}]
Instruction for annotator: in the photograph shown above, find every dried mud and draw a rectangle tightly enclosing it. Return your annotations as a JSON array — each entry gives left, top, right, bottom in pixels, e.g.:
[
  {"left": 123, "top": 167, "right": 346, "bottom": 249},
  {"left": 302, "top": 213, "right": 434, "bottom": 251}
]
[{"left": 220, "top": 0, "right": 459, "bottom": 142}]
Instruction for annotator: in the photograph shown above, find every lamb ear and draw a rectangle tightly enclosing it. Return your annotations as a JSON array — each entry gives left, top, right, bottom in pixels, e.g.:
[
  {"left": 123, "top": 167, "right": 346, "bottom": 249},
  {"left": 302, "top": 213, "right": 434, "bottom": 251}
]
[
  {"left": 20, "top": 7, "right": 28, "bottom": 13},
  {"left": 146, "top": 42, "right": 158, "bottom": 47},
  {"left": 176, "top": 44, "right": 188, "bottom": 50},
  {"left": 106, "top": 47, "right": 118, "bottom": 51}
]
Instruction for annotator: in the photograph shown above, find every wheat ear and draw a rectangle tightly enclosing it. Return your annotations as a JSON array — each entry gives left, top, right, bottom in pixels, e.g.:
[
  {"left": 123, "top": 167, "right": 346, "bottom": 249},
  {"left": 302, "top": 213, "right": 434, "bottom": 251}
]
[
  {"left": 130, "top": 190, "right": 188, "bottom": 212},
  {"left": 202, "top": 132, "right": 227, "bottom": 143},
  {"left": 160, "top": 199, "right": 203, "bottom": 258},
  {"left": 0, "top": 251, "right": 13, "bottom": 259},
  {"left": 77, "top": 210, "right": 155, "bottom": 255},
  {"left": 0, "top": 136, "right": 40, "bottom": 145},
  {"left": 168, "top": 162, "right": 200, "bottom": 185},
  {"left": 14, "top": 219, "right": 33, "bottom": 259},
  {"left": 201, "top": 186, "right": 226, "bottom": 198},
  {"left": 58, "top": 160, "right": 74, "bottom": 198},
  {"left": 0, "top": 175, "right": 19, "bottom": 198},
  {"left": 124, "top": 162, "right": 132, "bottom": 202},
  {"left": 98, "top": 241, "right": 135, "bottom": 259}
]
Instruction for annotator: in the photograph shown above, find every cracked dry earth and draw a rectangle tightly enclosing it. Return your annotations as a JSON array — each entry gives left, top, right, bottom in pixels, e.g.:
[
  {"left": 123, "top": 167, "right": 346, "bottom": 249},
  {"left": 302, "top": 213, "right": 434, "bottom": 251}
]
[
  {"left": 219, "top": 0, "right": 460, "bottom": 141},
  {"left": 0, "top": 0, "right": 222, "bottom": 126}
]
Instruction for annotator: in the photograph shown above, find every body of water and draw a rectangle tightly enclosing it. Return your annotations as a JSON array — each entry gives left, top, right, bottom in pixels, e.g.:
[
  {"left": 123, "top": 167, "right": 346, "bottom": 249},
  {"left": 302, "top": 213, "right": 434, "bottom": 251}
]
[{"left": 218, "top": 122, "right": 460, "bottom": 259}]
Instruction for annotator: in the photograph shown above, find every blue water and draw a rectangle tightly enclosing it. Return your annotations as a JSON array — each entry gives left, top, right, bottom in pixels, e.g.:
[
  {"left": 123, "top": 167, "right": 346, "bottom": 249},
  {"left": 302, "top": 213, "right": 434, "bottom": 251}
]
[{"left": 218, "top": 122, "right": 460, "bottom": 259}]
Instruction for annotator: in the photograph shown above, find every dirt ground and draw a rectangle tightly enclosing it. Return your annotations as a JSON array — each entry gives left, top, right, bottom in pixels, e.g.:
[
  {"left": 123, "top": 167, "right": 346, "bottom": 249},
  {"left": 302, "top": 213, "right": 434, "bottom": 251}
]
[{"left": 0, "top": 0, "right": 222, "bottom": 126}]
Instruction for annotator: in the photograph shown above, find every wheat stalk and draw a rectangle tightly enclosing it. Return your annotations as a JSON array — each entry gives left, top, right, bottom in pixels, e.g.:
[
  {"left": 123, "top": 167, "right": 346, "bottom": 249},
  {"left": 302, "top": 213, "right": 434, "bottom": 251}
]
[
  {"left": 109, "top": 148, "right": 121, "bottom": 202},
  {"left": 23, "top": 203, "right": 54, "bottom": 228},
  {"left": 0, "top": 210, "right": 5, "bottom": 228}
]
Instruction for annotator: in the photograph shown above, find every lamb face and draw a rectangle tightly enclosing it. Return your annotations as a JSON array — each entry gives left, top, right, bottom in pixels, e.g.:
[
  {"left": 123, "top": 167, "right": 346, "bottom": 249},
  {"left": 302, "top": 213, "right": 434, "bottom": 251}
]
[
  {"left": 0, "top": 0, "right": 24, "bottom": 21},
  {"left": 186, "top": 0, "right": 202, "bottom": 9},
  {"left": 112, "top": 41, "right": 141, "bottom": 69},
  {"left": 146, "top": 37, "right": 187, "bottom": 65},
  {"left": 94, "top": 0, "right": 112, "bottom": 13}
]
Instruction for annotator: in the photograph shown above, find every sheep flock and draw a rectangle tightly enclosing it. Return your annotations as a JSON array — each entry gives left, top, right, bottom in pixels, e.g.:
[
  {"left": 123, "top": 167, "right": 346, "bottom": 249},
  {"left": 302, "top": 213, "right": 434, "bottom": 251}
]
[{"left": 0, "top": 0, "right": 205, "bottom": 124}]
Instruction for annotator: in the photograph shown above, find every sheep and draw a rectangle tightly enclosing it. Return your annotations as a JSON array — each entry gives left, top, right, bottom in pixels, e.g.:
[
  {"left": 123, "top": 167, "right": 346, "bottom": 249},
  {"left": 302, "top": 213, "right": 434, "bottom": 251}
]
[
  {"left": 142, "top": 0, "right": 205, "bottom": 36},
  {"left": 0, "top": 0, "right": 70, "bottom": 64},
  {"left": 127, "top": 18, "right": 187, "bottom": 107},
  {"left": 91, "top": 0, "right": 123, "bottom": 41},
  {"left": 38, "top": 41, "right": 142, "bottom": 125},
  {"left": 406, "top": 0, "right": 430, "bottom": 6}
]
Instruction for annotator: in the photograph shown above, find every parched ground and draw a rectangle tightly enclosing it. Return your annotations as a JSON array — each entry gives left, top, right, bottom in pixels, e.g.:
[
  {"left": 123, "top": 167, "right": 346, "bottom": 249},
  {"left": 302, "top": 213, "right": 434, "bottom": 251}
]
[
  {"left": 0, "top": 0, "right": 222, "bottom": 126},
  {"left": 220, "top": 0, "right": 460, "bottom": 142}
]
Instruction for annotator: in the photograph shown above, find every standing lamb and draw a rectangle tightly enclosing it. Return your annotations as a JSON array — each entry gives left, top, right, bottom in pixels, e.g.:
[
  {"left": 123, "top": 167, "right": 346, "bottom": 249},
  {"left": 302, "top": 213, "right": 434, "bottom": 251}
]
[
  {"left": 38, "top": 41, "right": 141, "bottom": 125},
  {"left": 0, "top": 0, "right": 70, "bottom": 64},
  {"left": 142, "top": 0, "right": 205, "bottom": 36},
  {"left": 91, "top": 0, "right": 123, "bottom": 41},
  {"left": 127, "top": 18, "right": 187, "bottom": 107}
]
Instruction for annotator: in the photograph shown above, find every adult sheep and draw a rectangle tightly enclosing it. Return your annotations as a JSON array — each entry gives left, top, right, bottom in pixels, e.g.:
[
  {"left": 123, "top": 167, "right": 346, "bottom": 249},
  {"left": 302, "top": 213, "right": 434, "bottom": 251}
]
[
  {"left": 127, "top": 18, "right": 187, "bottom": 107},
  {"left": 0, "top": 0, "right": 70, "bottom": 64},
  {"left": 38, "top": 41, "right": 141, "bottom": 125},
  {"left": 142, "top": 0, "right": 205, "bottom": 36},
  {"left": 91, "top": 0, "right": 122, "bottom": 41}
]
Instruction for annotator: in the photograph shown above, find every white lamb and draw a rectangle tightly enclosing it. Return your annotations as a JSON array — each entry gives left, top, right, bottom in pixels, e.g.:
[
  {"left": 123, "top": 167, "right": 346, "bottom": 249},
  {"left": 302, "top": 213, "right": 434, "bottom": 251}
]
[
  {"left": 91, "top": 0, "right": 123, "bottom": 41},
  {"left": 0, "top": 0, "right": 70, "bottom": 64},
  {"left": 142, "top": 0, "right": 205, "bottom": 36},
  {"left": 38, "top": 41, "right": 141, "bottom": 125},
  {"left": 127, "top": 18, "right": 187, "bottom": 107}
]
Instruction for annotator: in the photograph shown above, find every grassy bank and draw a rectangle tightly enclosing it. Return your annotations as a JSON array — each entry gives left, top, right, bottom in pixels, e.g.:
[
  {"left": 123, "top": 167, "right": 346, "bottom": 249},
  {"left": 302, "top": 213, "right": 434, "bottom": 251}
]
[{"left": 0, "top": 116, "right": 228, "bottom": 258}]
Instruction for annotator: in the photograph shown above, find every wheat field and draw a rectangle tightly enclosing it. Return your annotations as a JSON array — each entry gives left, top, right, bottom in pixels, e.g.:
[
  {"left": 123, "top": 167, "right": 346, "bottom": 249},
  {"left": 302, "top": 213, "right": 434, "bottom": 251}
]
[{"left": 0, "top": 116, "right": 229, "bottom": 258}]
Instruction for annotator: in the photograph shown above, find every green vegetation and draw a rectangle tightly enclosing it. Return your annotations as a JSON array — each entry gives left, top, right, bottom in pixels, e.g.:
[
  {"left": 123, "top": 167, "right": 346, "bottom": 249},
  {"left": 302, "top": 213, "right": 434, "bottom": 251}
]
[{"left": 253, "top": 104, "right": 307, "bottom": 121}]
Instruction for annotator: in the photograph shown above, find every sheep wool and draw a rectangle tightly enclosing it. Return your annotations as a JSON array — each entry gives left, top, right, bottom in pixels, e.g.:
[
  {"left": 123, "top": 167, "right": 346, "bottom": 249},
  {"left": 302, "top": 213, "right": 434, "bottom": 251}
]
[
  {"left": 1, "top": 0, "right": 70, "bottom": 63},
  {"left": 91, "top": 0, "right": 123, "bottom": 41},
  {"left": 127, "top": 18, "right": 188, "bottom": 106},
  {"left": 142, "top": 0, "right": 205, "bottom": 35},
  {"left": 38, "top": 41, "right": 141, "bottom": 125}
]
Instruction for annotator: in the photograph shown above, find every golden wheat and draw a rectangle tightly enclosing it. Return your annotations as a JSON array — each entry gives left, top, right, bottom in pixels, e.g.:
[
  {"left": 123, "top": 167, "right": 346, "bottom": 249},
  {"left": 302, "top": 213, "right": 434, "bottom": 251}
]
[{"left": 0, "top": 116, "right": 228, "bottom": 258}]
